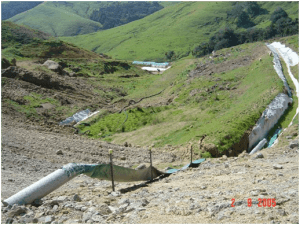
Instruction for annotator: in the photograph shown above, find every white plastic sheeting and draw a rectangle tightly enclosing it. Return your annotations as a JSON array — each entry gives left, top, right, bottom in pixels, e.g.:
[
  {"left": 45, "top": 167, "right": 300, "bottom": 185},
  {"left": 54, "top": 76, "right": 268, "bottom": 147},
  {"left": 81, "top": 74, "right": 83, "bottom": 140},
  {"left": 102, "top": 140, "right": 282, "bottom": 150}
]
[
  {"left": 248, "top": 93, "right": 292, "bottom": 151},
  {"left": 267, "top": 44, "right": 292, "bottom": 97},
  {"left": 267, "top": 42, "right": 299, "bottom": 127},
  {"left": 75, "top": 110, "right": 100, "bottom": 126},
  {"left": 142, "top": 66, "right": 171, "bottom": 72},
  {"left": 59, "top": 109, "right": 91, "bottom": 125},
  {"left": 248, "top": 41, "right": 298, "bottom": 151},
  {"left": 133, "top": 61, "right": 169, "bottom": 68}
]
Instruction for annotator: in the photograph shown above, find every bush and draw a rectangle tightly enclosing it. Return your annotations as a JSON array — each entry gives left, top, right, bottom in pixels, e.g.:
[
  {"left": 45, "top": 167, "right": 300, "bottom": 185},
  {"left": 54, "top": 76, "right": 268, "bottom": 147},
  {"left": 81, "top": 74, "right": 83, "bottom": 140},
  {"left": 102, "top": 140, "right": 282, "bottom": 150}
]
[
  {"left": 246, "top": 2, "right": 268, "bottom": 18},
  {"left": 192, "top": 14, "right": 298, "bottom": 58},
  {"left": 201, "top": 151, "right": 212, "bottom": 158},
  {"left": 192, "top": 42, "right": 212, "bottom": 57},
  {"left": 214, "top": 39, "right": 230, "bottom": 51},
  {"left": 270, "top": 7, "right": 288, "bottom": 23},
  {"left": 165, "top": 50, "right": 176, "bottom": 60},
  {"left": 237, "top": 11, "right": 255, "bottom": 28}
]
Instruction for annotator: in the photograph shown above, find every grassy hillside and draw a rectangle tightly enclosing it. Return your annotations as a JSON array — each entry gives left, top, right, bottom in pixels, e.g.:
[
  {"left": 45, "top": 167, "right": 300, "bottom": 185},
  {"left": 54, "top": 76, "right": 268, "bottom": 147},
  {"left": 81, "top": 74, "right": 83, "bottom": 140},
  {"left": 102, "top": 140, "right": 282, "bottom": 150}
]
[
  {"left": 1, "top": 21, "right": 51, "bottom": 48},
  {"left": 2, "top": 20, "right": 298, "bottom": 157},
  {"left": 6, "top": 1, "right": 164, "bottom": 37},
  {"left": 76, "top": 36, "right": 299, "bottom": 156},
  {"left": 61, "top": 1, "right": 298, "bottom": 61},
  {"left": 7, "top": 3, "right": 103, "bottom": 37},
  {"left": 3, "top": 21, "right": 114, "bottom": 65},
  {"left": 1, "top": 21, "right": 148, "bottom": 126},
  {"left": 1, "top": 1, "right": 42, "bottom": 20}
]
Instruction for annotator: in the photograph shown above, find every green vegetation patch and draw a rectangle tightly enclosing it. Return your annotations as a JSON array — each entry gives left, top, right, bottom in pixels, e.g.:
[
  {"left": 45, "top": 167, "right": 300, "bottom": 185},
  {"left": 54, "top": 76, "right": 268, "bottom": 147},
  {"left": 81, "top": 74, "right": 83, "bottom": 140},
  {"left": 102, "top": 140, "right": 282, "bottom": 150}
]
[
  {"left": 61, "top": 1, "right": 298, "bottom": 61},
  {"left": 78, "top": 105, "right": 171, "bottom": 141},
  {"left": 8, "top": 4, "right": 103, "bottom": 37},
  {"left": 23, "top": 92, "right": 59, "bottom": 108},
  {"left": 78, "top": 42, "right": 284, "bottom": 155}
]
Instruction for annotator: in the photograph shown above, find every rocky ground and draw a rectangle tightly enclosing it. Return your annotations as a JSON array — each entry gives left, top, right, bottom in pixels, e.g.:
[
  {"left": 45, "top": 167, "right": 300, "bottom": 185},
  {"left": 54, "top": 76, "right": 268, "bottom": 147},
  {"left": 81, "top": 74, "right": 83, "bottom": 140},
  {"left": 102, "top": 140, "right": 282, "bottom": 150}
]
[{"left": 1, "top": 112, "right": 299, "bottom": 224}]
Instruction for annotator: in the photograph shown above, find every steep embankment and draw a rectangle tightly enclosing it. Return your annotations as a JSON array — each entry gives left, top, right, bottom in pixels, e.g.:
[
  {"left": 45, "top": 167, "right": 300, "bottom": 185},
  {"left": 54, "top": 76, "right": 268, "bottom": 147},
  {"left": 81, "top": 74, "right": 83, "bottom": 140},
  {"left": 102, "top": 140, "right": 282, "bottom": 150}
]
[
  {"left": 61, "top": 1, "right": 298, "bottom": 61},
  {"left": 77, "top": 40, "right": 288, "bottom": 157}
]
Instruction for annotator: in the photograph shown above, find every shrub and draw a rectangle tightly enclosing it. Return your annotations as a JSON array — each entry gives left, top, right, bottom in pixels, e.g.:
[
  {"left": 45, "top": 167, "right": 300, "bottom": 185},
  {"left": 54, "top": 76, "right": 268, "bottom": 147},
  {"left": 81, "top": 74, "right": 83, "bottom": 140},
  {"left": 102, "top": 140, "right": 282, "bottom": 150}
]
[
  {"left": 237, "top": 11, "right": 255, "bottom": 28},
  {"left": 201, "top": 151, "right": 212, "bottom": 158},
  {"left": 165, "top": 50, "right": 175, "bottom": 60},
  {"left": 270, "top": 7, "right": 288, "bottom": 23}
]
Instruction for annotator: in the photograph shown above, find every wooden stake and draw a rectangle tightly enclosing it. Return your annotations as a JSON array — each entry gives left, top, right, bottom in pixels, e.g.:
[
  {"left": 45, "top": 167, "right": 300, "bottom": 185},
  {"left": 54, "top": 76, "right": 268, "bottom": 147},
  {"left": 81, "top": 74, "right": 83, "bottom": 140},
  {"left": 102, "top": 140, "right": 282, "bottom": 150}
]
[
  {"left": 190, "top": 145, "right": 193, "bottom": 164},
  {"left": 149, "top": 148, "right": 153, "bottom": 181},
  {"left": 109, "top": 149, "right": 115, "bottom": 192}
]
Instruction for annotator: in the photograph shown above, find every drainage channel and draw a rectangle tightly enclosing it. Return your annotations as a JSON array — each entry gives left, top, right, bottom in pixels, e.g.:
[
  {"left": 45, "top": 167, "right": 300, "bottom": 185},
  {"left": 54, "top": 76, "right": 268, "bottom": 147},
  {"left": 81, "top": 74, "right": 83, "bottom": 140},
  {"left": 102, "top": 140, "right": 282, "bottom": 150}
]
[{"left": 249, "top": 42, "right": 298, "bottom": 154}]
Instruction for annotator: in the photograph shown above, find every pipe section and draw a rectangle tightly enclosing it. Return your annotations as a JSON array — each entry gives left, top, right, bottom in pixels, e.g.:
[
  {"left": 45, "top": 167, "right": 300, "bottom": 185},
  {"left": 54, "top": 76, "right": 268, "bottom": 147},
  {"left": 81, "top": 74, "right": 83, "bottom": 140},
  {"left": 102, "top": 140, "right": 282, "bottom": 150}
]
[
  {"left": 4, "top": 163, "right": 96, "bottom": 206},
  {"left": 249, "top": 138, "right": 267, "bottom": 155}
]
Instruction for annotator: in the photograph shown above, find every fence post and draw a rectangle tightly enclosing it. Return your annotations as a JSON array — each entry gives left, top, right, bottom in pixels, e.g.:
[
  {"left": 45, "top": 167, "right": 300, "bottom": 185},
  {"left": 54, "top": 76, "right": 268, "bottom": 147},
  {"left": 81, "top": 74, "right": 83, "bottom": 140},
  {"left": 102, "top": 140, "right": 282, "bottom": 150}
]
[
  {"left": 109, "top": 149, "right": 115, "bottom": 192},
  {"left": 149, "top": 148, "right": 153, "bottom": 181},
  {"left": 190, "top": 145, "right": 193, "bottom": 164}
]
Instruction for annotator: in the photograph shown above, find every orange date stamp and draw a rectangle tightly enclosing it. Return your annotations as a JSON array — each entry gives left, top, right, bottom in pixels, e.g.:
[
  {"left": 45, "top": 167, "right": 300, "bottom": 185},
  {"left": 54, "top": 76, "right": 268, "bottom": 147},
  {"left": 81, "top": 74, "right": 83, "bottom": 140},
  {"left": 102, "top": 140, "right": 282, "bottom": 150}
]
[{"left": 231, "top": 198, "right": 276, "bottom": 207}]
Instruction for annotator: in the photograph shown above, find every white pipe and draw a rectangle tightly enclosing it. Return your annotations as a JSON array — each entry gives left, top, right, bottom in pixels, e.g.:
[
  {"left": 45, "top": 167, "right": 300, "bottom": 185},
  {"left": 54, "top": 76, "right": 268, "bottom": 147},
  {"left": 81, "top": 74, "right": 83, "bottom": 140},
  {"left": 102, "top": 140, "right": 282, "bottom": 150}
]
[
  {"left": 3, "top": 163, "right": 96, "bottom": 206},
  {"left": 249, "top": 138, "right": 267, "bottom": 155}
]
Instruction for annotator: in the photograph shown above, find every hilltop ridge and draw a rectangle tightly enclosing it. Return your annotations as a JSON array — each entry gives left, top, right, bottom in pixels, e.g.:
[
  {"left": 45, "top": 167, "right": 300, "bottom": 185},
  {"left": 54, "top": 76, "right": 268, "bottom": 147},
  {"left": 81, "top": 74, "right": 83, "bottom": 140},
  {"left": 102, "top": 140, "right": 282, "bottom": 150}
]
[{"left": 61, "top": 1, "right": 298, "bottom": 61}]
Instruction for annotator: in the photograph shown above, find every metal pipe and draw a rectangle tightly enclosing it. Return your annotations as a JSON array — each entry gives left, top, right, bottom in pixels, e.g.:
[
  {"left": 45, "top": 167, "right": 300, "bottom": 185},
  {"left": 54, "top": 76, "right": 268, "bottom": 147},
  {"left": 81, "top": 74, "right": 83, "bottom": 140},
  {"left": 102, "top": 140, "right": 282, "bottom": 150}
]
[{"left": 249, "top": 138, "right": 267, "bottom": 155}]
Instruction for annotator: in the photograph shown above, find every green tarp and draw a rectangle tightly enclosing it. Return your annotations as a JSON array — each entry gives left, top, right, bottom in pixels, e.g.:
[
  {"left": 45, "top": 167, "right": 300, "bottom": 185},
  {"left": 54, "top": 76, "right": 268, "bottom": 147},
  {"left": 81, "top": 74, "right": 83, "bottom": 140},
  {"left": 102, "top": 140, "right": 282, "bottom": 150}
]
[
  {"left": 62, "top": 158, "right": 205, "bottom": 182},
  {"left": 84, "top": 164, "right": 164, "bottom": 182}
]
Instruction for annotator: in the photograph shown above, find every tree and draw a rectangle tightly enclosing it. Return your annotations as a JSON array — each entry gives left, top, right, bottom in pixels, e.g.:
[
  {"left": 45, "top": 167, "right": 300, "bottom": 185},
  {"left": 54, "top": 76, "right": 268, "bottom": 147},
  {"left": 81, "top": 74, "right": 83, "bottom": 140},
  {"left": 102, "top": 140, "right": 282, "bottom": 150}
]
[
  {"left": 192, "top": 42, "right": 214, "bottom": 58},
  {"left": 237, "top": 11, "right": 255, "bottom": 28},
  {"left": 165, "top": 50, "right": 175, "bottom": 60},
  {"left": 270, "top": 7, "right": 288, "bottom": 23},
  {"left": 246, "top": 2, "right": 268, "bottom": 18},
  {"left": 214, "top": 39, "right": 230, "bottom": 51}
]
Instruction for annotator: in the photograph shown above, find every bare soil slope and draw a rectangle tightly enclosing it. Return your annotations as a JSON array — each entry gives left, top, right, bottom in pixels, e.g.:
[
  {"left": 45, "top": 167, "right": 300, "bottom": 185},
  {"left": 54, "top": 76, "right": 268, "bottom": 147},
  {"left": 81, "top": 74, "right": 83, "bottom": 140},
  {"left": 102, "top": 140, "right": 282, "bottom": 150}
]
[{"left": 1, "top": 114, "right": 298, "bottom": 224}]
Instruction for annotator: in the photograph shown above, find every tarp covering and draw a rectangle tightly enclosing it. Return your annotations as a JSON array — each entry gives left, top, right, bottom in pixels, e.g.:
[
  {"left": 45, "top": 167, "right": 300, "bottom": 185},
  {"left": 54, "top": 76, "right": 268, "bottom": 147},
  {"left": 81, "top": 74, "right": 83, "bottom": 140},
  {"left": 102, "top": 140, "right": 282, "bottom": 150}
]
[
  {"left": 165, "top": 158, "right": 206, "bottom": 174},
  {"left": 59, "top": 109, "right": 91, "bottom": 125},
  {"left": 132, "top": 61, "right": 169, "bottom": 67},
  {"left": 141, "top": 66, "right": 171, "bottom": 72},
  {"left": 267, "top": 44, "right": 292, "bottom": 97},
  {"left": 267, "top": 128, "right": 282, "bottom": 148},
  {"left": 86, "top": 165, "right": 164, "bottom": 182},
  {"left": 4, "top": 159, "right": 206, "bottom": 205},
  {"left": 61, "top": 159, "right": 206, "bottom": 182}
]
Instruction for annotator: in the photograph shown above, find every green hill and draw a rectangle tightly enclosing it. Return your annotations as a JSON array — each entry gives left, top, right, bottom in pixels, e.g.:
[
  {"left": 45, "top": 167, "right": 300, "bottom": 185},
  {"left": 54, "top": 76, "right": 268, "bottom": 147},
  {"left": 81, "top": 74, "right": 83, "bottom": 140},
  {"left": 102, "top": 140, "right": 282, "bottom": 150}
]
[
  {"left": 1, "top": 1, "right": 43, "bottom": 20},
  {"left": 61, "top": 1, "right": 298, "bottom": 61},
  {"left": 6, "top": 1, "right": 165, "bottom": 37},
  {"left": 76, "top": 35, "right": 298, "bottom": 155},
  {"left": 7, "top": 3, "right": 103, "bottom": 37},
  {"left": 1, "top": 21, "right": 51, "bottom": 48},
  {"left": 2, "top": 20, "right": 298, "bottom": 157},
  {"left": 1, "top": 21, "right": 103, "bottom": 60}
]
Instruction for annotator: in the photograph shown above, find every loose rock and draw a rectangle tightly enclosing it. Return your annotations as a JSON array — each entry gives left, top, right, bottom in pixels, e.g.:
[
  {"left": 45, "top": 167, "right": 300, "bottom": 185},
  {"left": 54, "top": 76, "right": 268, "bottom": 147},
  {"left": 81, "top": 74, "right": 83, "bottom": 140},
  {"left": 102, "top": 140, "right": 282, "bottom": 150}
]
[
  {"left": 289, "top": 140, "right": 299, "bottom": 149},
  {"left": 72, "top": 194, "right": 81, "bottom": 202},
  {"left": 273, "top": 164, "right": 283, "bottom": 169}
]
